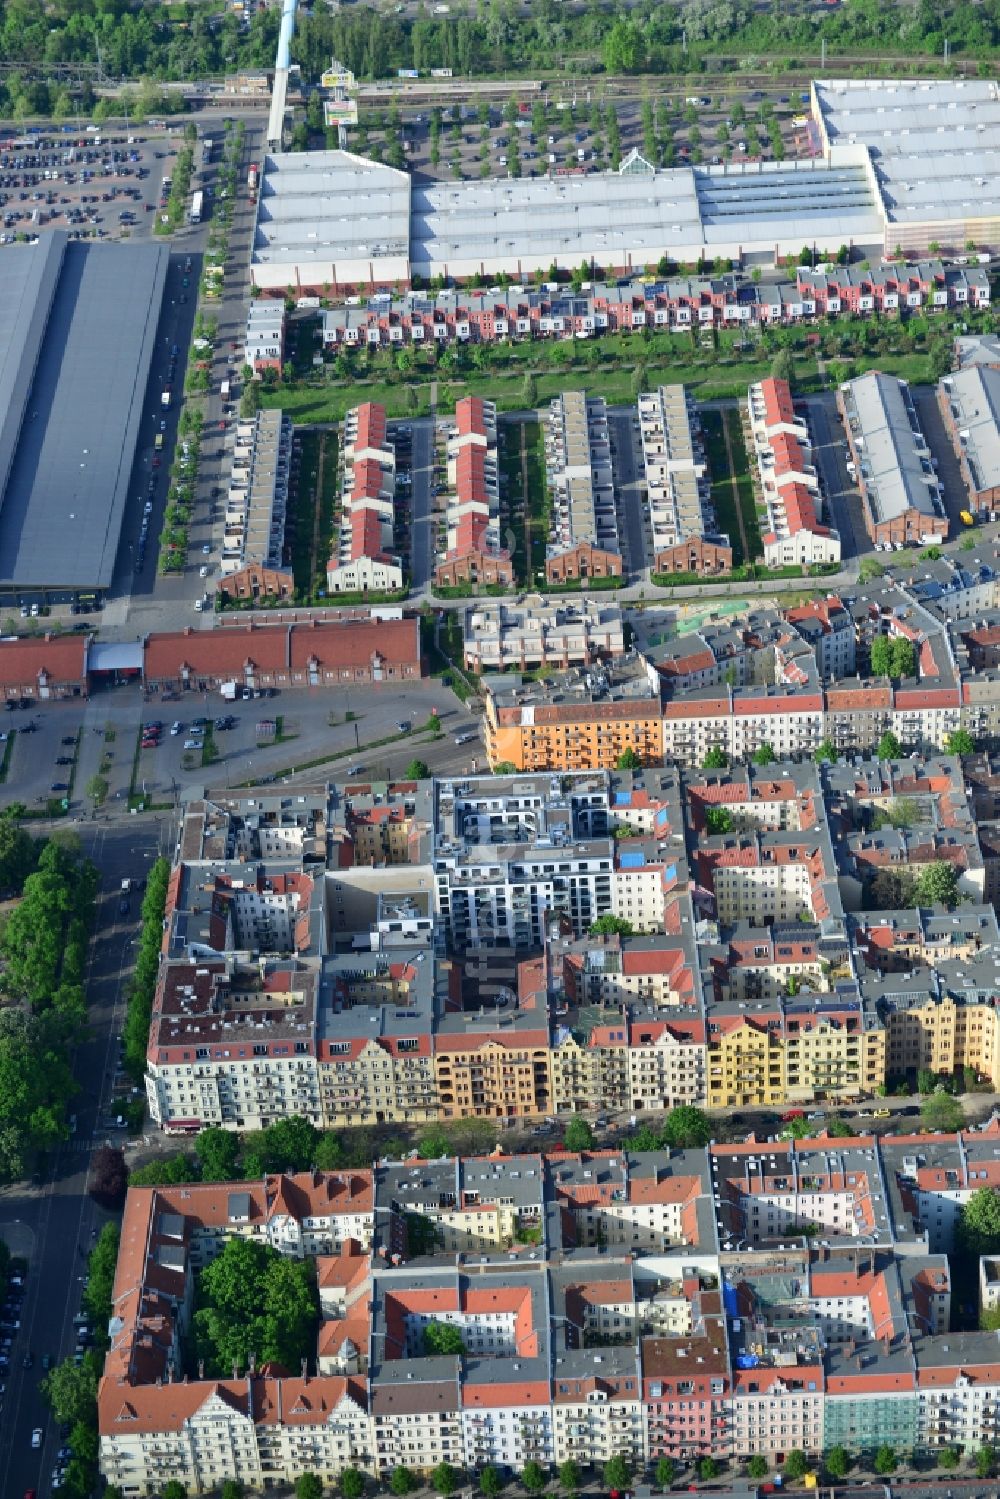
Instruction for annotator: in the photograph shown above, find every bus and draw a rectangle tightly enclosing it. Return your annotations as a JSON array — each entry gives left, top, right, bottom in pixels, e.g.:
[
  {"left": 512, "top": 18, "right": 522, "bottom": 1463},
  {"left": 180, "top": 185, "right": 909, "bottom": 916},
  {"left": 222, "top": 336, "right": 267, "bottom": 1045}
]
[{"left": 189, "top": 189, "right": 203, "bottom": 225}]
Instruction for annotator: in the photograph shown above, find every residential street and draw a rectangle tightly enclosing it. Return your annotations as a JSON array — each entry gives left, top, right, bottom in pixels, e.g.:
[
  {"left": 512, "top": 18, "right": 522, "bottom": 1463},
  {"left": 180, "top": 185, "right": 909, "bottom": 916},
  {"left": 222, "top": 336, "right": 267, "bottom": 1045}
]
[{"left": 0, "top": 818, "right": 172, "bottom": 1499}]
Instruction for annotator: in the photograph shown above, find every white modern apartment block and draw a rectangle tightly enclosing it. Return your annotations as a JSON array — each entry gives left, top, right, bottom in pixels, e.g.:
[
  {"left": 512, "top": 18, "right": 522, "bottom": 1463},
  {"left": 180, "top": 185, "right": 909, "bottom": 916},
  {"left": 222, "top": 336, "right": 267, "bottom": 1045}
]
[
  {"left": 462, "top": 597, "right": 625, "bottom": 674},
  {"left": 221, "top": 408, "right": 293, "bottom": 575},
  {"left": 638, "top": 384, "right": 732, "bottom": 575},
  {"left": 747, "top": 377, "right": 841, "bottom": 568}
]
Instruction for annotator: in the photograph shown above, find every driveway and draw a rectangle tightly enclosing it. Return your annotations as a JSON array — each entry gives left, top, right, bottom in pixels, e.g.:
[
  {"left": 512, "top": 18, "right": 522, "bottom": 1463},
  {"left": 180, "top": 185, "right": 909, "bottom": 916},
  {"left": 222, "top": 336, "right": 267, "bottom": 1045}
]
[
  {"left": 805, "top": 390, "right": 871, "bottom": 561},
  {"left": 608, "top": 407, "right": 649, "bottom": 579},
  {"left": 913, "top": 384, "right": 970, "bottom": 534}
]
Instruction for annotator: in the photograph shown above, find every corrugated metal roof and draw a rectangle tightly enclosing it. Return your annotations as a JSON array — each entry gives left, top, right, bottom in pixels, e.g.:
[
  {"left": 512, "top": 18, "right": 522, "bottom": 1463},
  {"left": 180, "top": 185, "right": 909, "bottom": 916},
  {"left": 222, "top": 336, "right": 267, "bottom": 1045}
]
[{"left": 0, "top": 233, "right": 169, "bottom": 589}]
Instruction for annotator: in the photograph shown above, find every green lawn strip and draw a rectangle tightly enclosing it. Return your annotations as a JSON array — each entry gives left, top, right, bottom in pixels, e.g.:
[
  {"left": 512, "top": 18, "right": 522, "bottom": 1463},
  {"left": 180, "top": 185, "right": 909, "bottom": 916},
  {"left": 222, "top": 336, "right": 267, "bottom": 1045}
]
[
  {"left": 701, "top": 409, "right": 744, "bottom": 568},
  {"left": 498, "top": 421, "right": 528, "bottom": 584},
  {"left": 724, "top": 408, "right": 764, "bottom": 562},
  {"left": 289, "top": 430, "right": 322, "bottom": 594},
  {"left": 0, "top": 730, "right": 15, "bottom": 784},
  {"left": 522, "top": 418, "right": 548, "bottom": 584},
  {"left": 227, "top": 726, "right": 442, "bottom": 788},
  {"left": 314, "top": 429, "right": 339, "bottom": 595}
]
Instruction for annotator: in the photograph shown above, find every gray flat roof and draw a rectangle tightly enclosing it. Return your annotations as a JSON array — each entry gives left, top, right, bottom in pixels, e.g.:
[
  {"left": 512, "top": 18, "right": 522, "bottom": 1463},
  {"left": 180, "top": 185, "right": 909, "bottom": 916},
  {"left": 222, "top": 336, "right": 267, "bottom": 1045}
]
[
  {"left": 843, "top": 371, "right": 940, "bottom": 524},
  {"left": 815, "top": 78, "right": 1000, "bottom": 225},
  {"left": 942, "top": 365, "right": 1000, "bottom": 497},
  {"left": 0, "top": 234, "right": 169, "bottom": 590},
  {"left": 0, "top": 235, "right": 62, "bottom": 509},
  {"left": 253, "top": 150, "right": 410, "bottom": 265}
]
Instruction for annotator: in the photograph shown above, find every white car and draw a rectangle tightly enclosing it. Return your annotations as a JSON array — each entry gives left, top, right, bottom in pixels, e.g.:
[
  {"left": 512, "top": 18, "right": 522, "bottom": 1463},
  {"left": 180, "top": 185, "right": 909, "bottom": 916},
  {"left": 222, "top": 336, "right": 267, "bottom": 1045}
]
[
  {"left": 202, "top": 544, "right": 211, "bottom": 555},
  {"left": 193, "top": 599, "right": 204, "bottom": 612},
  {"left": 31, "top": 1427, "right": 42, "bottom": 1449},
  {"left": 170, "top": 721, "right": 183, "bottom": 735}
]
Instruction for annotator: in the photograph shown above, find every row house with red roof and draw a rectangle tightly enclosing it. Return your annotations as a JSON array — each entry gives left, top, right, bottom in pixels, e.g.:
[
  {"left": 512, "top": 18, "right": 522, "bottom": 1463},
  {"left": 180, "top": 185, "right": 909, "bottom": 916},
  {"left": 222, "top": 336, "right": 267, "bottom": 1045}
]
[
  {"left": 434, "top": 396, "right": 513, "bottom": 588},
  {"left": 327, "top": 403, "right": 404, "bottom": 594},
  {"left": 319, "top": 263, "right": 989, "bottom": 353},
  {"left": 747, "top": 377, "right": 841, "bottom": 568}
]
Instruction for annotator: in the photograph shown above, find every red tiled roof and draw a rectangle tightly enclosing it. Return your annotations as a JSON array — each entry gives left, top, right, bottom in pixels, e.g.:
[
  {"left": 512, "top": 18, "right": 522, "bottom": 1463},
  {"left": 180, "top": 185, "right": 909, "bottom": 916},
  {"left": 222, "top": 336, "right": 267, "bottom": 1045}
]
[{"left": 0, "top": 633, "right": 88, "bottom": 688}]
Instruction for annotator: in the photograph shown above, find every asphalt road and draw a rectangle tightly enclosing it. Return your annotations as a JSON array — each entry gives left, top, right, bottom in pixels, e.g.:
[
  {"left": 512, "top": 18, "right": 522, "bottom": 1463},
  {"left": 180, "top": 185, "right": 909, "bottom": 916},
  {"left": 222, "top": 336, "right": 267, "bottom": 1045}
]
[
  {"left": 408, "top": 417, "right": 436, "bottom": 590},
  {"left": 608, "top": 407, "right": 649, "bottom": 579},
  {"left": 0, "top": 816, "right": 173, "bottom": 1499},
  {"left": 806, "top": 391, "right": 870, "bottom": 562}
]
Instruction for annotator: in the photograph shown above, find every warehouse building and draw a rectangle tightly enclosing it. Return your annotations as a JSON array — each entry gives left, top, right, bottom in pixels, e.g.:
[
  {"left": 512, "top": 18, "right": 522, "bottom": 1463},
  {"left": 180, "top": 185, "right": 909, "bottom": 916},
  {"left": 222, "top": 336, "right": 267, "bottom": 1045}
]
[
  {"left": 250, "top": 142, "right": 884, "bottom": 293},
  {"left": 839, "top": 372, "right": 947, "bottom": 548},
  {"left": 0, "top": 232, "right": 168, "bottom": 603},
  {"left": 938, "top": 365, "right": 1000, "bottom": 517},
  {"left": 253, "top": 82, "right": 1000, "bottom": 293},
  {"left": 812, "top": 77, "right": 1000, "bottom": 257}
]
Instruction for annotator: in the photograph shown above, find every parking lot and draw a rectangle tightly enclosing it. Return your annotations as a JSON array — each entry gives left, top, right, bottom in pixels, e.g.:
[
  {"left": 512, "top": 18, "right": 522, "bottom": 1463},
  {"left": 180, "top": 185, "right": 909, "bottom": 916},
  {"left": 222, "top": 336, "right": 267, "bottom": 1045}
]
[
  {"left": 0, "top": 126, "right": 190, "bottom": 246},
  {"left": 360, "top": 87, "right": 815, "bottom": 186}
]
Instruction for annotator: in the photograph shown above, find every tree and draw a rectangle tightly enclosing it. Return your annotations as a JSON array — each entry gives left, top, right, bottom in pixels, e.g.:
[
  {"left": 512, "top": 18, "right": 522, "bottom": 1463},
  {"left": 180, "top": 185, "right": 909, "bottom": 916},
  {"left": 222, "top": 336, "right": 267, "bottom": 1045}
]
[
  {"left": 705, "top": 807, "right": 732, "bottom": 835},
  {"left": 825, "top": 1116, "right": 855, "bottom": 1138},
  {"left": 195, "top": 1127, "right": 240, "bottom": 1183},
  {"left": 563, "top": 1116, "right": 595, "bottom": 1152},
  {"left": 937, "top": 1448, "right": 960, "bottom": 1471},
  {"left": 560, "top": 1461, "right": 582, "bottom": 1493},
  {"left": 604, "top": 1457, "right": 632, "bottom": 1494},
  {"left": 655, "top": 1457, "right": 676, "bottom": 1488},
  {"left": 616, "top": 748, "right": 642, "bottom": 770},
  {"left": 825, "top": 1447, "right": 850, "bottom": 1480},
  {"left": 662, "top": 1105, "right": 713, "bottom": 1150},
  {"left": 869, "top": 635, "right": 891, "bottom": 677},
  {"left": 480, "top": 1466, "right": 502, "bottom": 1499},
  {"left": 404, "top": 759, "right": 431, "bottom": 781},
  {"left": 751, "top": 742, "right": 776, "bottom": 766},
  {"left": 697, "top": 1459, "right": 719, "bottom": 1481},
  {"left": 877, "top": 731, "right": 902, "bottom": 761},
  {"left": 589, "top": 916, "right": 633, "bottom": 937},
  {"left": 417, "top": 1127, "right": 453, "bottom": 1159},
  {"left": 493, "top": 762, "right": 518, "bottom": 776},
  {"left": 41, "top": 1351, "right": 99, "bottom": 1427},
  {"left": 296, "top": 1477, "right": 323, "bottom": 1499},
  {"left": 341, "top": 1469, "right": 365, "bottom": 1499},
  {"left": 391, "top": 1470, "right": 416, "bottom": 1497},
  {"left": 241, "top": 1115, "right": 319, "bottom": 1176},
  {"left": 90, "top": 1145, "right": 127, "bottom": 1209},
  {"left": 946, "top": 728, "right": 976, "bottom": 756},
  {"left": 424, "top": 1320, "right": 465, "bottom": 1356},
  {"left": 522, "top": 1462, "right": 548, "bottom": 1494},
  {"left": 84, "top": 773, "right": 108, "bottom": 806},
  {"left": 960, "top": 1186, "right": 1000, "bottom": 1257},
  {"left": 914, "top": 861, "right": 959, "bottom": 910},
  {"left": 602, "top": 16, "right": 642, "bottom": 72},
  {"left": 162, "top": 1485, "right": 187, "bottom": 1499},
  {"left": 976, "top": 1447, "right": 996, "bottom": 1479},
  {"left": 432, "top": 1463, "right": 459, "bottom": 1497},
  {"left": 874, "top": 1447, "right": 897, "bottom": 1476},
  {"left": 815, "top": 738, "right": 838, "bottom": 764},
  {"left": 702, "top": 747, "right": 728, "bottom": 769},
  {"left": 784, "top": 1451, "right": 808, "bottom": 1481},
  {"left": 747, "top": 1456, "right": 768, "bottom": 1479},
  {"left": 771, "top": 347, "right": 794, "bottom": 385},
  {"left": 192, "top": 1237, "right": 319, "bottom": 1377},
  {"left": 921, "top": 1090, "right": 965, "bottom": 1134}
]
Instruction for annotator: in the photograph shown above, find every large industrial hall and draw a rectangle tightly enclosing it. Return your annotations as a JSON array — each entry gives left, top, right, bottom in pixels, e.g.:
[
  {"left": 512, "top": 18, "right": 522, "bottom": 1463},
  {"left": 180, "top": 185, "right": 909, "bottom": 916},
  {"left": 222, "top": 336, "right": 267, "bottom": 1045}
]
[
  {"left": 0, "top": 231, "right": 168, "bottom": 602},
  {"left": 248, "top": 78, "right": 1000, "bottom": 293}
]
